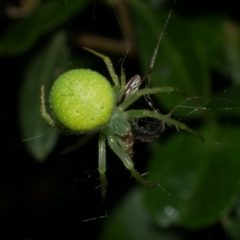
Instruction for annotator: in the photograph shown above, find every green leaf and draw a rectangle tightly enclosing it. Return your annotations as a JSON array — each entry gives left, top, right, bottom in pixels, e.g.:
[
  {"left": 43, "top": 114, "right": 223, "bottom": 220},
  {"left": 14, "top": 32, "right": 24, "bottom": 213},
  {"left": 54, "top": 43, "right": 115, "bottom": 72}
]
[
  {"left": 19, "top": 31, "right": 71, "bottom": 162},
  {"left": 144, "top": 124, "right": 240, "bottom": 229},
  {"left": 222, "top": 203, "right": 240, "bottom": 240},
  {"left": 129, "top": 0, "right": 238, "bottom": 121},
  {"left": 130, "top": 0, "right": 211, "bottom": 112},
  {"left": 187, "top": 15, "right": 227, "bottom": 77},
  {"left": 0, "top": 0, "right": 88, "bottom": 57},
  {"left": 101, "top": 187, "right": 187, "bottom": 240},
  {"left": 223, "top": 21, "right": 240, "bottom": 84}
]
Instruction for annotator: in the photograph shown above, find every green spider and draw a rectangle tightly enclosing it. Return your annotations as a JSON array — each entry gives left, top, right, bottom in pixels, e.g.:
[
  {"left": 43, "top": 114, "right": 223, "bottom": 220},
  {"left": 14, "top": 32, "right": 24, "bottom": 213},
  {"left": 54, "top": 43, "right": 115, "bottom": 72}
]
[{"left": 40, "top": 31, "right": 203, "bottom": 200}]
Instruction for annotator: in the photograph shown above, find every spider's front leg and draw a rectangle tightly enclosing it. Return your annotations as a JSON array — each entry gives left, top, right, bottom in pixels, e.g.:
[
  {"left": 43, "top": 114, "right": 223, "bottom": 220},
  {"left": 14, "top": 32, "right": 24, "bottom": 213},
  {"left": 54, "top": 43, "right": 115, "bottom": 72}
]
[
  {"left": 83, "top": 47, "right": 123, "bottom": 93},
  {"left": 120, "top": 86, "right": 184, "bottom": 111}
]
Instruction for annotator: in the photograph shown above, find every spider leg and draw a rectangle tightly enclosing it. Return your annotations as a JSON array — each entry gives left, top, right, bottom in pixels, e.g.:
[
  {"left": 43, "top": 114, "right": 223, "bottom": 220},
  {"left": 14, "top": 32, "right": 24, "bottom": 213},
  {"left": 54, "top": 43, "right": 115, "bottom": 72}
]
[
  {"left": 83, "top": 47, "right": 120, "bottom": 92},
  {"left": 120, "top": 67, "right": 126, "bottom": 89},
  {"left": 141, "top": 10, "right": 173, "bottom": 85},
  {"left": 123, "top": 74, "right": 161, "bottom": 113},
  {"left": 40, "top": 85, "right": 57, "bottom": 127},
  {"left": 107, "top": 135, "right": 156, "bottom": 188},
  {"left": 144, "top": 94, "right": 161, "bottom": 112},
  {"left": 115, "top": 68, "right": 127, "bottom": 102},
  {"left": 120, "top": 86, "right": 184, "bottom": 110},
  {"left": 122, "top": 75, "right": 166, "bottom": 140},
  {"left": 98, "top": 133, "right": 107, "bottom": 201},
  {"left": 121, "top": 10, "right": 173, "bottom": 105},
  {"left": 125, "top": 109, "right": 204, "bottom": 141},
  {"left": 140, "top": 10, "right": 173, "bottom": 111},
  {"left": 40, "top": 85, "right": 69, "bottom": 135}
]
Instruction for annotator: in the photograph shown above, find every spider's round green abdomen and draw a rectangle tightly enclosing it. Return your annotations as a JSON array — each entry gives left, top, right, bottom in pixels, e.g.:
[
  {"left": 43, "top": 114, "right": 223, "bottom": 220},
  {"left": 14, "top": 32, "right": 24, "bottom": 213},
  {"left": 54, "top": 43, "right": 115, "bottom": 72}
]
[{"left": 50, "top": 69, "right": 115, "bottom": 133}]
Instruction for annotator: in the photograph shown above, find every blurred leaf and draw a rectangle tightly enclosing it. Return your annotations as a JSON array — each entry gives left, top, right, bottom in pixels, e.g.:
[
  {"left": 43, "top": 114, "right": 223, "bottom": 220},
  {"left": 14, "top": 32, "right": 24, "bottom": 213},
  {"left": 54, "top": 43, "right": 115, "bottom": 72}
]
[
  {"left": 223, "top": 21, "right": 240, "bottom": 85},
  {"left": 144, "top": 124, "right": 240, "bottom": 229},
  {"left": 222, "top": 201, "right": 240, "bottom": 240},
  {"left": 187, "top": 15, "right": 227, "bottom": 77},
  {"left": 129, "top": 0, "right": 240, "bottom": 123},
  {"left": 129, "top": 0, "right": 240, "bottom": 232},
  {"left": 101, "top": 187, "right": 187, "bottom": 240},
  {"left": 19, "top": 31, "right": 71, "bottom": 162},
  {"left": 0, "top": 0, "right": 88, "bottom": 57}
]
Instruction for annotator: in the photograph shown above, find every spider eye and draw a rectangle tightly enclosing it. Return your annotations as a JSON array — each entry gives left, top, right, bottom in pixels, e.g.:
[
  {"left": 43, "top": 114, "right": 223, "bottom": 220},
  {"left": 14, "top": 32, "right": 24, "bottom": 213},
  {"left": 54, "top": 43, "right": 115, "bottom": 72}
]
[{"left": 50, "top": 69, "right": 115, "bottom": 133}]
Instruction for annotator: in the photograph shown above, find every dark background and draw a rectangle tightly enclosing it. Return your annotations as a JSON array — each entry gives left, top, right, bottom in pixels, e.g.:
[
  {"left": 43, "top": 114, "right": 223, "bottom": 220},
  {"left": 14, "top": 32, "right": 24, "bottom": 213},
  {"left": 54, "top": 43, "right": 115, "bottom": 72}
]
[{"left": 0, "top": 0, "right": 240, "bottom": 239}]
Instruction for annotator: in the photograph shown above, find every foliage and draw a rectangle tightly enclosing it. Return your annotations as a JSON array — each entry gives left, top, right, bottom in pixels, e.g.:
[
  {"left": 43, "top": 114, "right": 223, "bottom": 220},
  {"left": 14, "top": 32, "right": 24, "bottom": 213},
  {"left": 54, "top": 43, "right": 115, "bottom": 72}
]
[{"left": 1, "top": 0, "right": 240, "bottom": 239}]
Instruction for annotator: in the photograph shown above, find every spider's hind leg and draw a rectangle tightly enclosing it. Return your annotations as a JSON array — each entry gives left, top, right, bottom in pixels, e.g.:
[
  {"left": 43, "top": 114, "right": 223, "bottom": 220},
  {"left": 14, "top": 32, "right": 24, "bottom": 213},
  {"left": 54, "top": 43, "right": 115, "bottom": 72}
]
[
  {"left": 98, "top": 133, "right": 108, "bottom": 201},
  {"left": 107, "top": 135, "right": 156, "bottom": 189}
]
